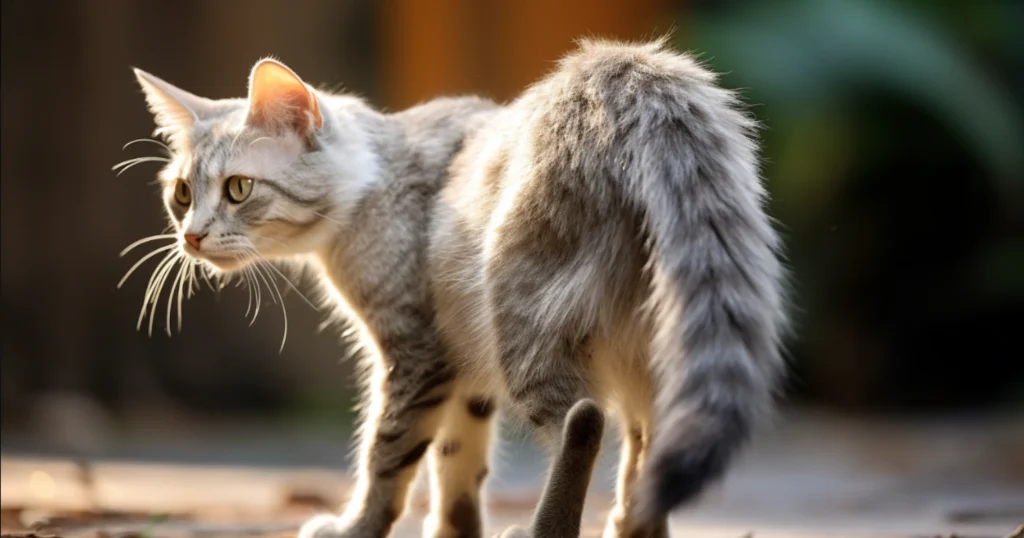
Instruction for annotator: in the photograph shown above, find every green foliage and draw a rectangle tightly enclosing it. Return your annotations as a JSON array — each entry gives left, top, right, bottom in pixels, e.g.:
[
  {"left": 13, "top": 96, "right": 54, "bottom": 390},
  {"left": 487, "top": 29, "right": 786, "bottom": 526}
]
[{"left": 676, "top": 0, "right": 1024, "bottom": 408}]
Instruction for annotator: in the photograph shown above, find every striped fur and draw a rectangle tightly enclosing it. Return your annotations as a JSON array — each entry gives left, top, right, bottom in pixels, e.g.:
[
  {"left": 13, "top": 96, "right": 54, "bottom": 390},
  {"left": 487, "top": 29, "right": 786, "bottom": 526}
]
[{"left": 129, "top": 39, "right": 786, "bottom": 538}]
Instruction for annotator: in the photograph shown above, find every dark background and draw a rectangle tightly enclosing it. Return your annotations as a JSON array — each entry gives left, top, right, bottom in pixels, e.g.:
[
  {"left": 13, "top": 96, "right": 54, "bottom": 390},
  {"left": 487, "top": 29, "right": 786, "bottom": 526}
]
[{"left": 2, "top": 0, "right": 1022, "bottom": 450}]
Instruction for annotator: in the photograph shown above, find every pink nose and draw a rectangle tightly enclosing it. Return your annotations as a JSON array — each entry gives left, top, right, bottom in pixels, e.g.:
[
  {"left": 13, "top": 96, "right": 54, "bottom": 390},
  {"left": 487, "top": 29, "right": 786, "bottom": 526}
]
[{"left": 184, "top": 233, "right": 205, "bottom": 250}]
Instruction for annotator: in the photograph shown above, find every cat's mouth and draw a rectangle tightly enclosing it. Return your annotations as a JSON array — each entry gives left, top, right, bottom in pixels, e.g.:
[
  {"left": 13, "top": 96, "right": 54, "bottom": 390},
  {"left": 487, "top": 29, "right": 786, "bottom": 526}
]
[{"left": 181, "top": 244, "right": 245, "bottom": 271}]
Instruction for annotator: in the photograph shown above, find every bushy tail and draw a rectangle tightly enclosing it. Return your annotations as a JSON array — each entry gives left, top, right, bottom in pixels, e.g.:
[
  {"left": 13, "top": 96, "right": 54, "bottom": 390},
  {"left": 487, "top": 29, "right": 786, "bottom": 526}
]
[{"left": 602, "top": 43, "right": 788, "bottom": 528}]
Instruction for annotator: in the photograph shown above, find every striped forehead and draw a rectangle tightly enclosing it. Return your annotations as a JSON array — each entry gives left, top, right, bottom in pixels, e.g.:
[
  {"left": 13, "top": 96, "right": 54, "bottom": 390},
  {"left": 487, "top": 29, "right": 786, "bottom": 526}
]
[
  {"left": 185, "top": 132, "right": 234, "bottom": 193},
  {"left": 173, "top": 127, "right": 305, "bottom": 193}
]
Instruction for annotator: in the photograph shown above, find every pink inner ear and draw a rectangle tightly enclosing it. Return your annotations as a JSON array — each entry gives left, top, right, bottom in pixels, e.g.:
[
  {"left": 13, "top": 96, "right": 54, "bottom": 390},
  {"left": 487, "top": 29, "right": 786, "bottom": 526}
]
[{"left": 248, "top": 62, "right": 323, "bottom": 133}]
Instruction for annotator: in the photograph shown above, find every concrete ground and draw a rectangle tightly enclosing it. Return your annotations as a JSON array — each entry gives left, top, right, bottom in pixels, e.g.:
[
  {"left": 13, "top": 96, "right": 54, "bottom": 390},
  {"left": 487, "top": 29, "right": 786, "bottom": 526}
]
[{"left": 2, "top": 410, "right": 1023, "bottom": 537}]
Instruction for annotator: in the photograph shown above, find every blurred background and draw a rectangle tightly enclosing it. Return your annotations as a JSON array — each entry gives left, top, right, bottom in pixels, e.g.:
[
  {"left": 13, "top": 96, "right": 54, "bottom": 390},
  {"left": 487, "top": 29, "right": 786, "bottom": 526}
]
[{"left": 1, "top": 0, "right": 1023, "bottom": 530}]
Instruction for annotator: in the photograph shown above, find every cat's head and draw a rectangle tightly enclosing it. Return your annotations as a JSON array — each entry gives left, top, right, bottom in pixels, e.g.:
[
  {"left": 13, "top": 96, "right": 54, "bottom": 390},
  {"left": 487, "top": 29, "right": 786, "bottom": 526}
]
[{"left": 128, "top": 59, "right": 375, "bottom": 273}]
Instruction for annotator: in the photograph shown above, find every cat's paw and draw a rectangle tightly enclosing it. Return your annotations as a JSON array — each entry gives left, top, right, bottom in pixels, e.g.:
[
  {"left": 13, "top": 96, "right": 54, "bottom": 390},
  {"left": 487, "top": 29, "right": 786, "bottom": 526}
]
[{"left": 298, "top": 514, "right": 348, "bottom": 538}]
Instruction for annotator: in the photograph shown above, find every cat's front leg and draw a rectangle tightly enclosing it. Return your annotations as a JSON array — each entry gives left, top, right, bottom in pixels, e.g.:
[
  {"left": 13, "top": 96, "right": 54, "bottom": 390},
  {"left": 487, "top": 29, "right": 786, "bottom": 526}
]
[
  {"left": 423, "top": 387, "right": 496, "bottom": 538},
  {"left": 300, "top": 340, "right": 456, "bottom": 538}
]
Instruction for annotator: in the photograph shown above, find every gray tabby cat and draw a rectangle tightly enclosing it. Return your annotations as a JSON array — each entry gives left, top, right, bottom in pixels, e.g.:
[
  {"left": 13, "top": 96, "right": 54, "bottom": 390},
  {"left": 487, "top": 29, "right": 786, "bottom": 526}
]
[{"left": 126, "top": 37, "right": 786, "bottom": 538}]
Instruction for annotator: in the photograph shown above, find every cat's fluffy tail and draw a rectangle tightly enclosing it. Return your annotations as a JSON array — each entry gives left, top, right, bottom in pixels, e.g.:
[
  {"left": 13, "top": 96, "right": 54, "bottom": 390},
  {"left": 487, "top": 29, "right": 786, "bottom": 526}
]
[{"left": 577, "top": 40, "right": 788, "bottom": 528}]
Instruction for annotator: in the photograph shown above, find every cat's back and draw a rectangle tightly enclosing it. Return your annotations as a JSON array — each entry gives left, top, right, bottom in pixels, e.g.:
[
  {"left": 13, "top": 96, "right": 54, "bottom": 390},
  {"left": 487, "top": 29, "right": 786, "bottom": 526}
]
[{"left": 387, "top": 96, "right": 502, "bottom": 183}]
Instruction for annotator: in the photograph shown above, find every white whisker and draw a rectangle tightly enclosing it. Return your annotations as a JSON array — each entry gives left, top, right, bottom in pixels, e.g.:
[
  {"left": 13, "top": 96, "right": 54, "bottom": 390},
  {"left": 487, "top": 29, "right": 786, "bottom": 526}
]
[
  {"left": 242, "top": 263, "right": 260, "bottom": 323},
  {"left": 122, "top": 138, "right": 171, "bottom": 153},
  {"left": 200, "top": 264, "right": 218, "bottom": 293},
  {"left": 242, "top": 262, "right": 255, "bottom": 319},
  {"left": 148, "top": 255, "right": 180, "bottom": 337},
  {"left": 120, "top": 234, "right": 176, "bottom": 257},
  {"left": 138, "top": 250, "right": 178, "bottom": 330},
  {"left": 187, "top": 262, "right": 198, "bottom": 298},
  {"left": 238, "top": 254, "right": 263, "bottom": 324},
  {"left": 260, "top": 260, "right": 319, "bottom": 311},
  {"left": 256, "top": 259, "right": 289, "bottom": 353},
  {"left": 113, "top": 156, "right": 171, "bottom": 176},
  {"left": 166, "top": 259, "right": 187, "bottom": 336},
  {"left": 118, "top": 243, "right": 177, "bottom": 288},
  {"left": 310, "top": 211, "right": 346, "bottom": 227},
  {"left": 177, "top": 259, "right": 193, "bottom": 331},
  {"left": 245, "top": 254, "right": 278, "bottom": 306},
  {"left": 241, "top": 251, "right": 287, "bottom": 352},
  {"left": 247, "top": 232, "right": 291, "bottom": 250},
  {"left": 274, "top": 206, "right": 345, "bottom": 228}
]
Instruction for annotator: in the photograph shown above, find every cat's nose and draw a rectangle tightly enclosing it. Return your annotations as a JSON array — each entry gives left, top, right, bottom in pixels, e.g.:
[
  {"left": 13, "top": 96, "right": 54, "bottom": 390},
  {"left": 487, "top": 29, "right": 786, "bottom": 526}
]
[{"left": 184, "top": 233, "right": 206, "bottom": 250}]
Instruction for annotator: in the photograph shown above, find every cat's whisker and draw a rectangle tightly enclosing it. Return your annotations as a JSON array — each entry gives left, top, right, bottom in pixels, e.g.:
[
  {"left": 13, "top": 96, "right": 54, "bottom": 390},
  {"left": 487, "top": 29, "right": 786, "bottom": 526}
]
[
  {"left": 247, "top": 232, "right": 291, "bottom": 250},
  {"left": 238, "top": 253, "right": 263, "bottom": 324},
  {"left": 187, "top": 262, "right": 198, "bottom": 298},
  {"left": 256, "top": 258, "right": 289, "bottom": 353},
  {"left": 181, "top": 258, "right": 196, "bottom": 327},
  {"left": 120, "top": 234, "right": 176, "bottom": 257},
  {"left": 242, "top": 267, "right": 254, "bottom": 318},
  {"left": 142, "top": 250, "right": 178, "bottom": 308},
  {"left": 273, "top": 206, "right": 345, "bottom": 229},
  {"left": 199, "top": 264, "right": 218, "bottom": 293},
  {"left": 173, "top": 256, "right": 195, "bottom": 333},
  {"left": 166, "top": 258, "right": 188, "bottom": 337},
  {"left": 275, "top": 205, "right": 345, "bottom": 228},
  {"left": 249, "top": 264, "right": 263, "bottom": 323},
  {"left": 137, "top": 250, "right": 178, "bottom": 330},
  {"left": 256, "top": 256, "right": 319, "bottom": 312},
  {"left": 310, "top": 211, "right": 346, "bottom": 227},
  {"left": 240, "top": 249, "right": 287, "bottom": 351},
  {"left": 148, "top": 254, "right": 181, "bottom": 337},
  {"left": 136, "top": 250, "right": 174, "bottom": 329},
  {"left": 217, "top": 271, "right": 232, "bottom": 291},
  {"left": 118, "top": 243, "right": 177, "bottom": 288},
  {"left": 229, "top": 130, "right": 248, "bottom": 151},
  {"left": 238, "top": 255, "right": 255, "bottom": 321},
  {"left": 122, "top": 138, "right": 171, "bottom": 154},
  {"left": 250, "top": 257, "right": 278, "bottom": 306},
  {"left": 113, "top": 156, "right": 171, "bottom": 176}
]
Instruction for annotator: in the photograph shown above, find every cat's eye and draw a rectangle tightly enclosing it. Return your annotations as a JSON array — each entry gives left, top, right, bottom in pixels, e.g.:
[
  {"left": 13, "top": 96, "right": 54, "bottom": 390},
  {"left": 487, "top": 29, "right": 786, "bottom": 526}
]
[
  {"left": 225, "top": 175, "right": 254, "bottom": 203},
  {"left": 173, "top": 180, "right": 192, "bottom": 206}
]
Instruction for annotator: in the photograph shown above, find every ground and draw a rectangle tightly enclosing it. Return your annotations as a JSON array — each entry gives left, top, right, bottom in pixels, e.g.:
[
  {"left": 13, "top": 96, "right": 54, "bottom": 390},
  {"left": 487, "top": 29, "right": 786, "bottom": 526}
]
[{"left": 2, "top": 410, "right": 1022, "bottom": 538}]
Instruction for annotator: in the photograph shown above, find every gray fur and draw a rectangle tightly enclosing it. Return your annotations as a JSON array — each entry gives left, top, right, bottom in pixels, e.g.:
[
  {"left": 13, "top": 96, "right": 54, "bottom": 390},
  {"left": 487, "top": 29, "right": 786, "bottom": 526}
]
[
  {"left": 127, "top": 38, "right": 786, "bottom": 538},
  {"left": 494, "top": 398, "right": 605, "bottom": 538}
]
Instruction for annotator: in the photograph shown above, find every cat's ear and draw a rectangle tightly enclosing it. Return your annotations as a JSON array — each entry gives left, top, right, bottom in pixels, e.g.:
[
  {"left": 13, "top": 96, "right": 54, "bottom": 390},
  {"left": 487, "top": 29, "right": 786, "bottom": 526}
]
[
  {"left": 245, "top": 59, "right": 323, "bottom": 137},
  {"left": 133, "top": 68, "right": 215, "bottom": 138}
]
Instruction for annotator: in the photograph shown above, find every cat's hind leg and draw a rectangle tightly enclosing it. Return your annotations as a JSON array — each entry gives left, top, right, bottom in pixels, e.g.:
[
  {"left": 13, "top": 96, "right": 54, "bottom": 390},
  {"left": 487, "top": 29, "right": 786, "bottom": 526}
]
[{"left": 603, "top": 420, "right": 669, "bottom": 538}]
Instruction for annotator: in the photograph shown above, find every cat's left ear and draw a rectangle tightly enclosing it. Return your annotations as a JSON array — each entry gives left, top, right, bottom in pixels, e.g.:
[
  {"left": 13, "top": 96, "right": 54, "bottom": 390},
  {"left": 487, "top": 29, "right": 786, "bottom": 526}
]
[
  {"left": 134, "top": 68, "right": 217, "bottom": 141},
  {"left": 245, "top": 59, "right": 323, "bottom": 138}
]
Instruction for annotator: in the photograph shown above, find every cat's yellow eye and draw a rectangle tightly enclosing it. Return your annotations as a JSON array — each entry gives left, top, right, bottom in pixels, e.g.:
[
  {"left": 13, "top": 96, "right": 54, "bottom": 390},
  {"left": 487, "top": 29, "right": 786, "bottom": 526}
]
[
  {"left": 173, "top": 180, "right": 192, "bottom": 206},
  {"left": 225, "top": 175, "right": 254, "bottom": 203}
]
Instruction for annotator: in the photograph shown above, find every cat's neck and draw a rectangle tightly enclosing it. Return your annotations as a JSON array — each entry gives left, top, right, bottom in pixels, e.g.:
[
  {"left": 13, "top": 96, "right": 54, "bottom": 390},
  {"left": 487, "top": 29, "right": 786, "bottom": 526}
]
[
  {"left": 314, "top": 95, "right": 391, "bottom": 224},
  {"left": 309, "top": 95, "right": 501, "bottom": 309}
]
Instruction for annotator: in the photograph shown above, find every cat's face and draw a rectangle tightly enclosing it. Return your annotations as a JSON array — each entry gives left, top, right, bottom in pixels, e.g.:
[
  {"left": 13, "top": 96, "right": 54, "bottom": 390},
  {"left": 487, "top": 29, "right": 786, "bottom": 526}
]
[{"left": 130, "top": 60, "right": 343, "bottom": 273}]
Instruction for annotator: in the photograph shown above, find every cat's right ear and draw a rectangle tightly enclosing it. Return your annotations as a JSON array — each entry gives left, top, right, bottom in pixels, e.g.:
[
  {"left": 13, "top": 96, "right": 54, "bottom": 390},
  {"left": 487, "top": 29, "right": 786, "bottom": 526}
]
[{"left": 133, "top": 68, "right": 215, "bottom": 142}]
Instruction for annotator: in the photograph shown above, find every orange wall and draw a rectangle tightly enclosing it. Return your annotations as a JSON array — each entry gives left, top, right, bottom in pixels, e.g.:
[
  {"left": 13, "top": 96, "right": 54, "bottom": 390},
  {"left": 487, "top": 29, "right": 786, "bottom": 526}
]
[{"left": 379, "top": 0, "right": 674, "bottom": 109}]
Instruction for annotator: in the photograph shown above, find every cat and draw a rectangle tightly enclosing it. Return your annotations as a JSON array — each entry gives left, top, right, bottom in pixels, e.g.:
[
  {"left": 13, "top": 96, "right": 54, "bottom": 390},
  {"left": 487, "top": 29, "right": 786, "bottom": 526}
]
[{"left": 125, "top": 37, "right": 787, "bottom": 538}]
